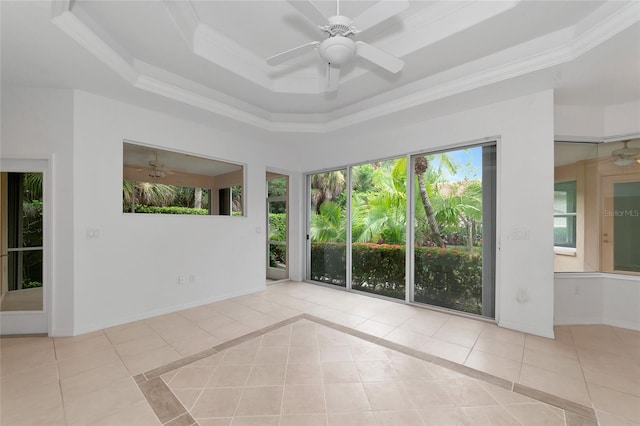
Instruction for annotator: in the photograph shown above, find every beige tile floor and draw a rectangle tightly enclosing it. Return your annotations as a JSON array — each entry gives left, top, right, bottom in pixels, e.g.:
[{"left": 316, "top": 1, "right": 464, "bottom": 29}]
[{"left": 1, "top": 281, "right": 639, "bottom": 425}]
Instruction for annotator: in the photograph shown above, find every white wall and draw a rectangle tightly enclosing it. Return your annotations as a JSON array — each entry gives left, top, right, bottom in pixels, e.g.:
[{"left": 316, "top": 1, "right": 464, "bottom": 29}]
[
  {"left": 1, "top": 87, "right": 75, "bottom": 335},
  {"left": 553, "top": 100, "right": 640, "bottom": 332},
  {"left": 555, "top": 273, "right": 640, "bottom": 331},
  {"left": 555, "top": 101, "right": 640, "bottom": 139},
  {"left": 8, "top": 86, "right": 635, "bottom": 337},
  {"left": 276, "top": 90, "right": 556, "bottom": 338},
  {"left": 70, "top": 91, "right": 274, "bottom": 334}
]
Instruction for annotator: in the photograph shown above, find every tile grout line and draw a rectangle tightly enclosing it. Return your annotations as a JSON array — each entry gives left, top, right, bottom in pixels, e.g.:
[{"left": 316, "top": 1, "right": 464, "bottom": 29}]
[{"left": 134, "top": 312, "right": 598, "bottom": 426}]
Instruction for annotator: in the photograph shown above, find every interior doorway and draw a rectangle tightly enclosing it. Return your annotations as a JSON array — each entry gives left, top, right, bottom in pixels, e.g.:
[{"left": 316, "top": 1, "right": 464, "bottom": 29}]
[
  {"left": 266, "top": 173, "right": 288, "bottom": 283},
  {"left": 1, "top": 160, "right": 49, "bottom": 335}
]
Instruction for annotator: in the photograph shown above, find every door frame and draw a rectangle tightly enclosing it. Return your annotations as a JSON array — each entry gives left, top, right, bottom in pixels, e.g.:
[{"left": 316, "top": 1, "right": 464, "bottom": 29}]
[{"left": 0, "top": 159, "right": 50, "bottom": 335}]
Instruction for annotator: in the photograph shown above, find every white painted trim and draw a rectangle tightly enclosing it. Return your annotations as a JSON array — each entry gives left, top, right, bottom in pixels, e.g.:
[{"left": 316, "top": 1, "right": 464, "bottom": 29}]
[
  {"left": 498, "top": 319, "right": 555, "bottom": 339},
  {"left": 603, "top": 317, "right": 640, "bottom": 331},
  {"left": 50, "top": 1, "right": 640, "bottom": 132},
  {"left": 71, "top": 285, "right": 266, "bottom": 336}
]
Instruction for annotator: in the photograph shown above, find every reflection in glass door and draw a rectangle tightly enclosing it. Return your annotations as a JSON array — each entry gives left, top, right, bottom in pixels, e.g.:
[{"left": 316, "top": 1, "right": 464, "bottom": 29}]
[
  {"left": 267, "top": 175, "right": 288, "bottom": 281},
  {"left": 411, "top": 144, "right": 496, "bottom": 317},
  {"left": 602, "top": 174, "right": 640, "bottom": 274},
  {"left": 1, "top": 172, "right": 44, "bottom": 311},
  {"left": 308, "top": 169, "right": 347, "bottom": 287}
]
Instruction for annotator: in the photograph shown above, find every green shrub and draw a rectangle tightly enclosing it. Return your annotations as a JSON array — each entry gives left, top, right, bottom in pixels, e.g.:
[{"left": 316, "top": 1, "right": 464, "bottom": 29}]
[
  {"left": 133, "top": 205, "right": 208, "bottom": 215},
  {"left": 414, "top": 247, "right": 482, "bottom": 314},
  {"left": 310, "top": 242, "right": 347, "bottom": 287},
  {"left": 310, "top": 242, "right": 483, "bottom": 313},
  {"left": 352, "top": 243, "right": 405, "bottom": 299},
  {"left": 269, "top": 213, "right": 286, "bottom": 241}
]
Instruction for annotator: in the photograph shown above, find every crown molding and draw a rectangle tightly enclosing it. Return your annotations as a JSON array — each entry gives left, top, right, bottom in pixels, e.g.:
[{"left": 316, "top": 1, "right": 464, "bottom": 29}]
[
  {"left": 50, "top": 1, "right": 640, "bottom": 133},
  {"left": 51, "top": 7, "right": 138, "bottom": 84}
]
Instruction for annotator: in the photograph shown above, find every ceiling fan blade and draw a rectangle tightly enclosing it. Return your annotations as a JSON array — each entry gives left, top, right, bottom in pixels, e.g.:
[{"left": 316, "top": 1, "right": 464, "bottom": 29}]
[
  {"left": 266, "top": 41, "right": 320, "bottom": 66},
  {"left": 355, "top": 41, "right": 404, "bottom": 73},
  {"left": 326, "top": 63, "right": 340, "bottom": 92},
  {"left": 352, "top": 0, "right": 409, "bottom": 32},
  {"left": 287, "top": 0, "right": 328, "bottom": 27}
]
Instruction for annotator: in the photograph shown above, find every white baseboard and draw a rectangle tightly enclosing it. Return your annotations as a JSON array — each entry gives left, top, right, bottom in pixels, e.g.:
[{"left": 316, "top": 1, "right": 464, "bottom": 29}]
[
  {"left": 70, "top": 285, "right": 266, "bottom": 337},
  {"left": 497, "top": 319, "right": 555, "bottom": 338}
]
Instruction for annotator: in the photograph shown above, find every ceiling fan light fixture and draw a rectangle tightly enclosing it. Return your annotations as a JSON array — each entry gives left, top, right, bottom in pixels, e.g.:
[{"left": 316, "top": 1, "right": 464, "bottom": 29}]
[
  {"left": 614, "top": 157, "right": 635, "bottom": 167},
  {"left": 611, "top": 140, "right": 640, "bottom": 166},
  {"left": 149, "top": 169, "right": 166, "bottom": 178},
  {"left": 319, "top": 36, "right": 356, "bottom": 65}
]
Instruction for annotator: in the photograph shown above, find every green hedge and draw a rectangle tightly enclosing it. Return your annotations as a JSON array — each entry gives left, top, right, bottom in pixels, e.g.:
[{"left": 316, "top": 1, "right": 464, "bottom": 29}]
[
  {"left": 310, "top": 242, "right": 482, "bottom": 314},
  {"left": 133, "top": 205, "right": 208, "bottom": 215},
  {"left": 269, "top": 213, "right": 286, "bottom": 241}
]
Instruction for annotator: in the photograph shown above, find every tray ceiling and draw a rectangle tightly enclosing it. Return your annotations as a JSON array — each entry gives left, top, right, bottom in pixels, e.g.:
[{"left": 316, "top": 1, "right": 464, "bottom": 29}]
[{"left": 2, "top": 1, "right": 639, "bottom": 132}]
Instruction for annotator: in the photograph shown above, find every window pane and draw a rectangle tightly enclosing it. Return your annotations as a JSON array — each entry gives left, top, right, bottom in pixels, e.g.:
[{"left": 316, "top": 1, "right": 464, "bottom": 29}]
[
  {"left": 613, "top": 182, "right": 640, "bottom": 272},
  {"left": 351, "top": 159, "right": 406, "bottom": 300},
  {"left": 412, "top": 145, "right": 494, "bottom": 317},
  {"left": 554, "top": 181, "right": 576, "bottom": 214},
  {"left": 309, "top": 170, "right": 347, "bottom": 287},
  {"left": 554, "top": 215, "right": 576, "bottom": 247}
]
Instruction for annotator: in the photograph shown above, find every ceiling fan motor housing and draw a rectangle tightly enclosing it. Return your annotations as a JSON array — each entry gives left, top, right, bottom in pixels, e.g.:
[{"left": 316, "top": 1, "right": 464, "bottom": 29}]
[{"left": 319, "top": 15, "right": 356, "bottom": 65}]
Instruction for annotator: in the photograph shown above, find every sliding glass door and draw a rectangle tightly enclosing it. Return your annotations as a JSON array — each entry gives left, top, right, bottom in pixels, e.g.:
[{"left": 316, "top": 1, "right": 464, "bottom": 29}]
[
  {"left": 306, "top": 143, "right": 496, "bottom": 318},
  {"left": 351, "top": 159, "right": 406, "bottom": 300},
  {"left": 308, "top": 169, "right": 347, "bottom": 287},
  {"left": 411, "top": 144, "right": 496, "bottom": 317}
]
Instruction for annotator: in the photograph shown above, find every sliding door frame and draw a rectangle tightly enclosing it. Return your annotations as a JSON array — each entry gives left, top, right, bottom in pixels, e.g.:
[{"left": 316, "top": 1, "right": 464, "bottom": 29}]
[{"left": 305, "top": 138, "right": 499, "bottom": 320}]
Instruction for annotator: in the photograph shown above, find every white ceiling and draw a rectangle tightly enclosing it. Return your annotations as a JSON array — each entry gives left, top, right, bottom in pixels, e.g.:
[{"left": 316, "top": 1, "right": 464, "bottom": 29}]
[
  {"left": 2, "top": 1, "right": 639, "bottom": 133},
  {"left": 123, "top": 142, "right": 242, "bottom": 177}
]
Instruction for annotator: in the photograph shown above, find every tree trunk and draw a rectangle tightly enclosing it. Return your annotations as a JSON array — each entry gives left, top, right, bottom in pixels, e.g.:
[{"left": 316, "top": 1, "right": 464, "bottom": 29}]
[
  {"left": 415, "top": 157, "right": 444, "bottom": 247},
  {"left": 194, "top": 188, "right": 202, "bottom": 209},
  {"left": 466, "top": 217, "right": 473, "bottom": 249}
]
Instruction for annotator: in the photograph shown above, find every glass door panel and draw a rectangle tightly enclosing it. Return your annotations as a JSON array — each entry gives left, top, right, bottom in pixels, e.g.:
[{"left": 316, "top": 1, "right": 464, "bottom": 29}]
[
  {"left": 602, "top": 175, "right": 640, "bottom": 274},
  {"left": 308, "top": 170, "right": 347, "bottom": 287},
  {"left": 2, "top": 172, "right": 44, "bottom": 311},
  {"left": 351, "top": 159, "right": 406, "bottom": 300},
  {"left": 267, "top": 176, "right": 287, "bottom": 281},
  {"left": 412, "top": 145, "right": 495, "bottom": 317}
]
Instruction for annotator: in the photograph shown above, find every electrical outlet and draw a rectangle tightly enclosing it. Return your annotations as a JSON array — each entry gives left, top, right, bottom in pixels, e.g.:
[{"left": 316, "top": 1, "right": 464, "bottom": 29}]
[
  {"left": 189, "top": 274, "right": 196, "bottom": 284},
  {"left": 178, "top": 275, "right": 186, "bottom": 285}
]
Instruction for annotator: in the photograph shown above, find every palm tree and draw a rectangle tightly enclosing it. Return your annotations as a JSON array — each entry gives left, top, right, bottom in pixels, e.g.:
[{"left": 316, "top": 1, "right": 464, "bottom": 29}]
[
  {"left": 122, "top": 180, "right": 177, "bottom": 211},
  {"left": 414, "top": 156, "right": 444, "bottom": 247},
  {"left": 352, "top": 159, "right": 406, "bottom": 244},
  {"left": 311, "top": 171, "right": 346, "bottom": 213},
  {"left": 23, "top": 173, "right": 43, "bottom": 201},
  {"left": 434, "top": 181, "right": 482, "bottom": 248},
  {"left": 310, "top": 201, "right": 346, "bottom": 242}
]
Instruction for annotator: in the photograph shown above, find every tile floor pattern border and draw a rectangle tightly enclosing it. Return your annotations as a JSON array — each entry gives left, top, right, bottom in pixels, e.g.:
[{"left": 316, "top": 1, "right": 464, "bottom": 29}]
[{"left": 135, "top": 314, "right": 598, "bottom": 426}]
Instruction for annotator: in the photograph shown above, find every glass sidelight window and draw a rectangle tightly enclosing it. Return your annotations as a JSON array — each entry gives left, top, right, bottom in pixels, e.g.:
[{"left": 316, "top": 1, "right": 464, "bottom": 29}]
[{"left": 306, "top": 142, "right": 496, "bottom": 319}]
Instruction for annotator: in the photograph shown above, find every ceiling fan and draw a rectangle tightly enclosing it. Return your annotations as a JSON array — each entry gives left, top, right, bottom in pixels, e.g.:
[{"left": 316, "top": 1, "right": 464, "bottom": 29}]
[
  {"left": 612, "top": 140, "right": 640, "bottom": 166},
  {"left": 266, "top": 0, "right": 409, "bottom": 91},
  {"left": 135, "top": 153, "right": 177, "bottom": 179}
]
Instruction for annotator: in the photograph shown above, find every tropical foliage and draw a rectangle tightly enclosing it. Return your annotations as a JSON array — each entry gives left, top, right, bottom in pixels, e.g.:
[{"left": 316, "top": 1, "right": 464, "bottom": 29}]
[
  {"left": 122, "top": 180, "right": 243, "bottom": 215},
  {"left": 309, "top": 150, "right": 485, "bottom": 315}
]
